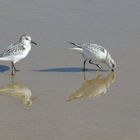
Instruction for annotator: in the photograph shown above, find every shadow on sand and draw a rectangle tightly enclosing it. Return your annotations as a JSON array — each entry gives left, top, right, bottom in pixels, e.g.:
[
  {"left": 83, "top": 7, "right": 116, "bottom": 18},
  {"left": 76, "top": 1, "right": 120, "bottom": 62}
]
[
  {"left": 32, "top": 67, "right": 109, "bottom": 73},
  {"left": 0, "top": 65, "right": 10, "bottom": 73}
]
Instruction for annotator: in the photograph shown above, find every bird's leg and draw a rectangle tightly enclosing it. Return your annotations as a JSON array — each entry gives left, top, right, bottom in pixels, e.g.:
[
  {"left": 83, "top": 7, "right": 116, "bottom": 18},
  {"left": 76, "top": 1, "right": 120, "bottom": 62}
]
[
  {"left": 12, "top": 62, "right": 20, "bottom": 72},
  {"left": 89, "top": 60, "right": 102, "bottom": 69},
  {"left": 11, "top": 62, "right": 15, "bottom": 76},
  {"left": 82, "top": 70, "right": 86, "bottom": 80},
  {"left": 83, "top": 59, "right": 87, "bottom": 71}
]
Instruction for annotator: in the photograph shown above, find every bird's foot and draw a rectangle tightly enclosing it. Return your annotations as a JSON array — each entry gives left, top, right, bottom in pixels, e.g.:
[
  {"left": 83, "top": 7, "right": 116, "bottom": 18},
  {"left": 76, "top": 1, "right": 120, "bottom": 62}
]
[
  {"left": 11, "top": 71, "right": 15, "bottom": 76},
  {"left": 15, "top": 69, "right": 20, "bottom": 72},
  {"left": 96, "top": 64, "right": 102, "bottom": 70},
  {"left": 11, "top": 69, "right": 20, "bottom": 76},
  {"left": 111, "top": 69, "right": 114, "bottom": 72},
  {"left": 83, "top": 68, "right": 86, "bottom": 71}
]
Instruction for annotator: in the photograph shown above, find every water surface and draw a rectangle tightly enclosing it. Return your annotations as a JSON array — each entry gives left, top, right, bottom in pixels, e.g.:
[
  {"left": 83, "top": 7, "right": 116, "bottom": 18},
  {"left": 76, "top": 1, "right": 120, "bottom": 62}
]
[{"left": 0, "top": 0, "right": 139, "bottom": 140}]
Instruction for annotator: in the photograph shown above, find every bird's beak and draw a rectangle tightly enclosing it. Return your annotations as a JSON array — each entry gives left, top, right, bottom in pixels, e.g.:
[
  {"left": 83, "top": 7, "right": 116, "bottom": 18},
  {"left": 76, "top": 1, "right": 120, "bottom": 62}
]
[{"left": 31, "top": 41, "right": 38, "bottom": 45}]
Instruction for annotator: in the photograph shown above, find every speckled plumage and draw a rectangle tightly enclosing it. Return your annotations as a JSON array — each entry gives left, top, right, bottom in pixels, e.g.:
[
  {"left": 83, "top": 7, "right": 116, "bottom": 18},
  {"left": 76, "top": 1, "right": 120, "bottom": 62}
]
[{"left": 0, "top": 42, "right": 25, "bottom": 58}]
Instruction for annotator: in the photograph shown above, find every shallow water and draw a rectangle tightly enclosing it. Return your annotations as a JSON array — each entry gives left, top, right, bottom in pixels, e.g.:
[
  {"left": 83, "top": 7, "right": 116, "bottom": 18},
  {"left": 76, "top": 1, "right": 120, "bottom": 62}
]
[{"left": 0, "top": 0, "right": 139, "bottom": 140}]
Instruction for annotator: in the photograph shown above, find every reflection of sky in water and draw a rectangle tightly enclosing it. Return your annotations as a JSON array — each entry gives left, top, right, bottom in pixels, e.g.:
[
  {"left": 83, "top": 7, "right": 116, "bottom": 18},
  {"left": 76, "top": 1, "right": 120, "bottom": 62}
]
[
  {"left": 68, "top": 72, "right": 116, "bottom": 101},
  {"left": 0, "top": 79, "right": 32, "bottom": 107}
]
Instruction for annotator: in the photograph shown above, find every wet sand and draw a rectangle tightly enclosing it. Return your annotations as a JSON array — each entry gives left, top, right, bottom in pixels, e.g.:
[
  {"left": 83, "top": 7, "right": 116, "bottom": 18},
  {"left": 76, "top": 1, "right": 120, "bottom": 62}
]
[{"left": 0, "top": 0, "right": 140, "bottom": 139}]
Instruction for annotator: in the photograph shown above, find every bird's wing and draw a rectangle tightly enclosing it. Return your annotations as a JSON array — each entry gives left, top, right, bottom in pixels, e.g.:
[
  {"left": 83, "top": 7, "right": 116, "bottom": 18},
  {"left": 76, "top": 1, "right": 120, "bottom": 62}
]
[
  {"left": 0, "top": 42, "right": 25, "bottom": 57},
  {"left": 82, "top": 43, "right": 106, "bottom": 53}
]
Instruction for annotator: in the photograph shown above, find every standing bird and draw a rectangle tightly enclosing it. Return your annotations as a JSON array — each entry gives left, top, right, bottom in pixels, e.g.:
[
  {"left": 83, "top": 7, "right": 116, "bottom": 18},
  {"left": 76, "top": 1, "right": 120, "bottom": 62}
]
[
  {"left": 0, "top": 35, "right": 37, "bottom": 75},
  {"left": 68, "top": 42, "right": 116, "bottom": 71}
]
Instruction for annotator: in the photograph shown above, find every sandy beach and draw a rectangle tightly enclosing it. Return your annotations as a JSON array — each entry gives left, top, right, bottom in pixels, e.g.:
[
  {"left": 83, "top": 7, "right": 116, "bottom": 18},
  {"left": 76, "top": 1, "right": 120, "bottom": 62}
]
[{"left": 0, "top": 0, "right": 139, "bottom": 139}]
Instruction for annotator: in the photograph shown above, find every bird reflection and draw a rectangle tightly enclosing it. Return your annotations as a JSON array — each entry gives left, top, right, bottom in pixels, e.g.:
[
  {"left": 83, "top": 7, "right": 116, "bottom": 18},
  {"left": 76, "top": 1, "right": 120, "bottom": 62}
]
[
  {"left": 68, "top": 72, "right": 116, "bottom": 101},
  {"left": 0, "top": 78, "right": 32, "bottom": 107}
]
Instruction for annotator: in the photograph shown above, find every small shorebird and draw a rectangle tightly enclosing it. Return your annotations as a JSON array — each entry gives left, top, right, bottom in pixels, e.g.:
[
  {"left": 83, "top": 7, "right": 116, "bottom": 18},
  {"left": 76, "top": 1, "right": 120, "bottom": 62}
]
[
  {"left": 0, "top": 35, "right": 37, "bottom": 75},
  {"left": 68, "top": 42, "right": 116, "bottom": 71}
]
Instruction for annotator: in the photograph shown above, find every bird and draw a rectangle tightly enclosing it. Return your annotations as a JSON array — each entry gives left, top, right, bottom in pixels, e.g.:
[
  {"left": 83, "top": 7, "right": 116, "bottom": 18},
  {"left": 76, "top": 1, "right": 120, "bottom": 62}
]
[
  {"left": 0, "top": 34, "right": 37, "bottom": 75},
  {"left": 68, "top": 41, "right": 116, "bottom": 71}
]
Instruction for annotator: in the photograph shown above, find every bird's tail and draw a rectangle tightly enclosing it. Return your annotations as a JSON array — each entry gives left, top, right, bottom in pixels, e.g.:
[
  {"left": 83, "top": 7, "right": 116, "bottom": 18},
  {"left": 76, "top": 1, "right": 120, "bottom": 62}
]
[
  {"left": 67, "top": 41, "right": 81, "bottom": 48},
  {"left": 0, "top": 57, "right": 10, "bottom": 61},
  {"left": 67, "top": 41, "right": 83, "bottom": 53}
]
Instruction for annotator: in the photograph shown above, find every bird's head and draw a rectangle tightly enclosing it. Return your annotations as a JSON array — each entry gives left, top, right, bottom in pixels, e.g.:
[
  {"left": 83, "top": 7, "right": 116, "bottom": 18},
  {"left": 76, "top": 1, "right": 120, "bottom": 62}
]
[
  {"left": 19, "top": 35, "right": 37, "bottom": 46},
  {"left": 105, "top": 53, "right": 116, "bottom": 71}
]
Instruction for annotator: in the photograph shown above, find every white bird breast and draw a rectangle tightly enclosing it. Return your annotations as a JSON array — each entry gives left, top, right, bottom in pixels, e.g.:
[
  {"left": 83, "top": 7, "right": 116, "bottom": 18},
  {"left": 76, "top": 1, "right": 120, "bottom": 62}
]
[{"left": 13, "top": 45, "right": 31, "bottom": 63}]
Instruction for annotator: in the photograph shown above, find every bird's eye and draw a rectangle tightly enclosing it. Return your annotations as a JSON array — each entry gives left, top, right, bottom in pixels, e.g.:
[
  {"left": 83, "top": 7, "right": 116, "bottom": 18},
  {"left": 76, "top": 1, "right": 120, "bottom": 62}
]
[{"left": 26, "top": 37, "right": 29, "bottom": 40}]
